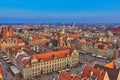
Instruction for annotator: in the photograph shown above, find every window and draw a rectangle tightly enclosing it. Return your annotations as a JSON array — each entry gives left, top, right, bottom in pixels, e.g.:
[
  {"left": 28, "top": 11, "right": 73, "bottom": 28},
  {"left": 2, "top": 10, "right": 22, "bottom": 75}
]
[{"left": 32, "top": 64, "right": 34, "bottom": 67}]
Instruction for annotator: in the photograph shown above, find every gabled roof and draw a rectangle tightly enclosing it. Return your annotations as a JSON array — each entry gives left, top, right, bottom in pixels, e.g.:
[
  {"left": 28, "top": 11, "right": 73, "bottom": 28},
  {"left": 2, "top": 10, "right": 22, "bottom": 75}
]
[
  {"left": 81, "top": 66, "right": 106, "bottom": 80},
  {"left": 58, "top": 71, "right": 81, "bottom": 80},
  {"left": 94, "top": 64, "right": 119, "bottom": 80},
  {"left": 105, "top": 61, "right": 115, "bottom": 69},
  {"left": 58, "top": 71, "right": 71, "bottom": 80}
]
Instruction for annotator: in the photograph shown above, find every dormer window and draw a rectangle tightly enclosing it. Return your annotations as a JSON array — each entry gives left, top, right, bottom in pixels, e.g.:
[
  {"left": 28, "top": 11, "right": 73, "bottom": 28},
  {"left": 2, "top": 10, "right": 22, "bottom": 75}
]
[
  {"left": 31, "top": 55, "right": 38, "bottom": 63},
  {"left": 66, "top": 54, "right": 69, "bottom": 57},
  {"left": 40, "top": 58, "right": 44, "bottom": 62},
  {"left": 53, "top": 55, "right": 57, "bottom": 59}
]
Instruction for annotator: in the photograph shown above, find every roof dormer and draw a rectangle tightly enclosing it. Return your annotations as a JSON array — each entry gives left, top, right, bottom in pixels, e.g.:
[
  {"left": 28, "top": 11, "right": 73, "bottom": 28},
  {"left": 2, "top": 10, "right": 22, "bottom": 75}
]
[{"left": 31, "top": 55, "right": 38, "bottom": 63}]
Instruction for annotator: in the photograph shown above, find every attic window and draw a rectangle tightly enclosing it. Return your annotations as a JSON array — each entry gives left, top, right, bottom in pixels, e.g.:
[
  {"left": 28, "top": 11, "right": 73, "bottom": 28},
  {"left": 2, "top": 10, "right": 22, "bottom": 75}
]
[
  {"left": 65, "top": 54, "right": 69, "bottom": 57},
  {"left": 67, "top": 54, "right": 69, "bottom": 57},
  {"left": 53, "top": 55, "right": 57, "bottom": 59},
  {"left": 40, "top": 59, "right": 44, "bottom": 62}
]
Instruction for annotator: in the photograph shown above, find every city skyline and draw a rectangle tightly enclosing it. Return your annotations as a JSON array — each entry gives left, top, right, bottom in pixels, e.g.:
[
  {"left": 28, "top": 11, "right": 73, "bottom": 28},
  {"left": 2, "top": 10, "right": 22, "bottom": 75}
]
[{"left": 0, "top": 0, "right": 120, "bottom": 23}]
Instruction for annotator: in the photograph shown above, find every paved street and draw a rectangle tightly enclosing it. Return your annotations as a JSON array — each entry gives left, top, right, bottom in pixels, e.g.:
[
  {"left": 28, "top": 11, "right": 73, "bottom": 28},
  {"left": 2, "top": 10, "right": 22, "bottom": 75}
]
[
  {"left": 79, "top": 52, "right": 107, "bottom": 66},
  {"left": 0, "top": 58, "right": 13, "bottom": 80},
  {"left": 0, "top": 52, "right": 22, "bottom": 80}
]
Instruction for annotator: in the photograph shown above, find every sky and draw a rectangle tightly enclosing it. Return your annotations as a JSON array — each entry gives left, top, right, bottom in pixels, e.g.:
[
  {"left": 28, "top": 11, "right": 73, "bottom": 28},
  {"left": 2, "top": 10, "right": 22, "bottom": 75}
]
[{"left": 0, "top": 0, "right": 120, "bottom": 23}]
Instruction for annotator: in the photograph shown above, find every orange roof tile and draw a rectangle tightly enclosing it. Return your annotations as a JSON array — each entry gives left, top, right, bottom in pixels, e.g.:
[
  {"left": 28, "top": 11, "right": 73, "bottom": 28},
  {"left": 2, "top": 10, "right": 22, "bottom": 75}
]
[
  {"left": 10, "top": 45, "right": 30, "bottom": 51},
  {"left": 13, "top": 38, "right": 18, "bottom": 41},
  {"left": 17, "top": 39, "right": 24, "bottom": 43},
  {"left": 81, "top": 66, "right": 106, "bottom": 80},
  {"left": 59, "top": 71, "right": 71, "bottom": 80},
  {"left": 94, "top": 64, "right": 119, "bottom": 80},
  {"left": 22, "top": 59, "right": 31, "bottom": 68},
  {"left": 13, "top": 38, "right": 25, "bottom": 43},
  {"left": 105, "top": 61, "right": 115, "bottom": 69},
  {"left": 33, "top": 49, "right": 71, "bottom": 61},
  {"left": 32, "top": 36, "right": 39, "bottom": 40},
  {"left": 58, "top": 71, "right": 81, "bottom": 80},
  {"left": 72, "top": 76, "right": 81, "bottom": 80}
]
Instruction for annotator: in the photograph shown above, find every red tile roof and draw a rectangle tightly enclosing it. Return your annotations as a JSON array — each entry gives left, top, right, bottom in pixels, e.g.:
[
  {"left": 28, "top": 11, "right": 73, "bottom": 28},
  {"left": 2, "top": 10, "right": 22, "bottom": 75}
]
[
  {"left": 81, "top": 66, "right": 106, "bottom": 80},
  {"left": 17, "top": 39, "right": 24, "bottom": 43},
  {"left": 22, "top": 59, "right": 31, "bottom": 68},
  {"left": 111, "top": 26, "right": 120, "bottom": 32},
  {"left": 33, "top": 49, "right": 71, "bottom": 61},
  {"left": 32, "top": 36, "right": 39, "bottom": 41},
  {"left": 13, "top": 38, "right": 24, "bottom": 43},
  {"left": 58, "top": 71, "right": 71, "bottom": 80},
  {"left": 58, "top": 71, "right": 81, "bottom": 80},
  {"left": 94, "top": 64, "right": 119, "bottom": 80},
  {"left": 10, "top": 45, "right": 30, "bottom": 51}
]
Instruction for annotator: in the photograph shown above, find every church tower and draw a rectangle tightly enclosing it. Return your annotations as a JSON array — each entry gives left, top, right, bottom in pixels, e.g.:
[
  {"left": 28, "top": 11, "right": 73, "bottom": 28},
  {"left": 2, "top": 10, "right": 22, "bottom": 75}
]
[
  {"left": 1, "top": 26, "right": 13, "bottom": 38},
  {"left": 8, "top": 26, "right": 13, "bottom": 37},
  {"left": 58, "top": 29, "right": 65, "bottom": 47},
  {"left": 2, "top": 27, "right": 7, "bottom": 38}
]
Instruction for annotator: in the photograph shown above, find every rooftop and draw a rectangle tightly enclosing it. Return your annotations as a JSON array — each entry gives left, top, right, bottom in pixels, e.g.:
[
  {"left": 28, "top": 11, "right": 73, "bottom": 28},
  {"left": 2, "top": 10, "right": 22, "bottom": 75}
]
[
  {"left": 81, "top": 66, "right": 106, "bottom": 80},
  {"left": 94, "top": 64, "right": 119, "bottom": 80},
  {"left": 58, "top": 71, "right": 81, "bottom": 80}
]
